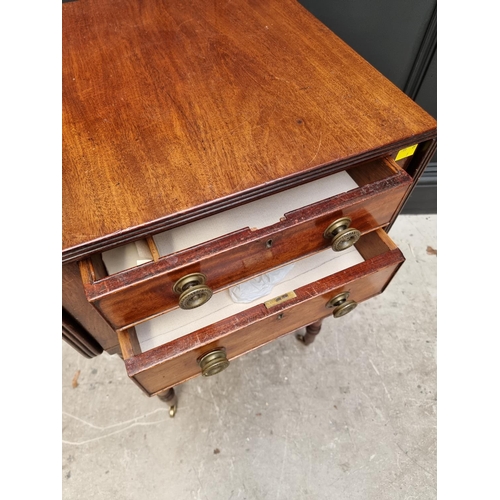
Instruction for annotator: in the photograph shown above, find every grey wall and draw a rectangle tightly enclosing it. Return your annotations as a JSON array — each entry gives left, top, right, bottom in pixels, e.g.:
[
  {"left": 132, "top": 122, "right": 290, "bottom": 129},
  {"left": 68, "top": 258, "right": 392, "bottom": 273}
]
[{"left": 299, "top": 0, "right": 437, "bottom": 213}]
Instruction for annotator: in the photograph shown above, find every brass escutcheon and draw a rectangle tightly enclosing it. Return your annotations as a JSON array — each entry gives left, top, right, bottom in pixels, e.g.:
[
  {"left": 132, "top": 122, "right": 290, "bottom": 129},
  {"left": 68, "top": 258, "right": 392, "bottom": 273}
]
[
  {"left": 173, "top": 273, "right": 213, "bottom": 309},
  {"left": 324, "top": 217, "right": 361, "bottom": 251},
  {"left": 197, "top": 348, "right": 230, "bottom": 377}
]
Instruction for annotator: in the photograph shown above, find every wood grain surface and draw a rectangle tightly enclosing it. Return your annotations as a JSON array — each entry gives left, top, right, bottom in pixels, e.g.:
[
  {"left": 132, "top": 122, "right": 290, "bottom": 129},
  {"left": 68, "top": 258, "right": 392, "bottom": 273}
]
[
  {"left": 62, "top": 309, "right": 104, "bottom": 358},
  {"left": 62, "top": 0, "right": 436, "bottom": 262},
  {"left": 63, "top": 262, "right": 120, "bottom": 352},
  {"left": 120, "top": 231, "right": 404, "bottom": 394}
]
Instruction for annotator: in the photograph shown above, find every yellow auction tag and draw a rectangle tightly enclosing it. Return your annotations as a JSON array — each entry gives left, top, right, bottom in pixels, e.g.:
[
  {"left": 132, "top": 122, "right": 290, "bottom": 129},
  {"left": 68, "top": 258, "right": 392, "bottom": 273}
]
[
  {"left": 264, "top": 291, "right": 297, "bottom": 309},
  {"left": 395, "top": 144, "right": 418, "bottom": 161}
]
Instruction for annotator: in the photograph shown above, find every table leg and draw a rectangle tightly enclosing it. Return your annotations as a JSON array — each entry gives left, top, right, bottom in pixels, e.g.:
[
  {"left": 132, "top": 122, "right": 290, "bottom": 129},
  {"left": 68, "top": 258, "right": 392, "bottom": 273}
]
[
  {"left": 157, "top": 387, "right": 178, "bottom": 417},
  {"left": 296, "top": 319, "right": 323, "bottom": 346}
]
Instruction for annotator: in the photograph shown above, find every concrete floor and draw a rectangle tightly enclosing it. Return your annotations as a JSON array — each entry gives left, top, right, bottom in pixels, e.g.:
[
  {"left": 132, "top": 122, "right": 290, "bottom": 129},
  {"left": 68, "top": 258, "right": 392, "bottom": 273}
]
[{"left": 62, "top": 214, "right": 437, "bottom": 500}]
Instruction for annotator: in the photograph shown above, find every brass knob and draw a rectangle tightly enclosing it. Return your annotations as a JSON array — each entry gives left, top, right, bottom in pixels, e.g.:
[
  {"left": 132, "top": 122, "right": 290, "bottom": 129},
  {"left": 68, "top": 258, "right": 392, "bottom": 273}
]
[
  {"left": 173, "top": 273, "right": 213, "bottom": 309},
  {"left": 324, "top": 217, "right": 361, "bottom": 251},
  {"left": 197, "top": 349, "right": 230, "bottom": 377},
  {"left": 326, "top": 291, "right": 357, "bottom": 317},
  {"left": 332, "top": 301, "right": 357, "bottom": 317},
  {"left": 326, "top": 291, "right": 350, "bottom": 308}
]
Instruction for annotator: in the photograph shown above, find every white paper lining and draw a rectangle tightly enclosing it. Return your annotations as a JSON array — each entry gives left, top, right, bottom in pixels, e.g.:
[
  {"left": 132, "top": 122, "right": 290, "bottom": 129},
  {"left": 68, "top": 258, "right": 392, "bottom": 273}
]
[
  {"left": 101, "top": 170, "right": 358, "bottom": 275},
  {"left": 135, "top": 246, "right": 364, "bottom": 353},
  {"left": 101, "top": 240, "right": 153, "bottom": 276},
  {"left": 228, "top": 264, "right": 295, "bottom": 303},
  {"left": 153, "top": 170, "right": 358, "bottom": 256}
]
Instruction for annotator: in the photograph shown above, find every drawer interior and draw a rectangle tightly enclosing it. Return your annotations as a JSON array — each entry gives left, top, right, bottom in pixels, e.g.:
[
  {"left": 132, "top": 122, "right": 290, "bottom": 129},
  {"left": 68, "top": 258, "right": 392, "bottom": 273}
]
[
  {"left": 127, "top": 229, "right": 398, "bottom": 354},
  {"left": 117, "top": 228, "right": 403, "bottom": 394},
  {"left": 134, "top": 246, "right": 363, "bottom": 353},
  {"left": 100, "top": 156, "right": 401, "bottom": 276}
]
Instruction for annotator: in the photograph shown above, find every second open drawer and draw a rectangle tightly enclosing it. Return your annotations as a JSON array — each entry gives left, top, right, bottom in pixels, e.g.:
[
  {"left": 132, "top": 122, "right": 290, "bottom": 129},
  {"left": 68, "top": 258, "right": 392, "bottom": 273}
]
[{"left": 116, "top": 229, "right": 405, "bottom": 395}]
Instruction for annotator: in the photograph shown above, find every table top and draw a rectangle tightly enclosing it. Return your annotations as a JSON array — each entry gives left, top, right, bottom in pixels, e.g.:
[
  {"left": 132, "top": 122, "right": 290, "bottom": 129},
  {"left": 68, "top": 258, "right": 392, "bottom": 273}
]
[{"left": 62, "top": 0, "right": 436, "bottom": 263}]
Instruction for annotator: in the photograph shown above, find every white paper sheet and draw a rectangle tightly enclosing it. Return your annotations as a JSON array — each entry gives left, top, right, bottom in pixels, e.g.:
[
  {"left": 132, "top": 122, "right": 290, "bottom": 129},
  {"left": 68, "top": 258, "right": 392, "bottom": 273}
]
[
  {"left": 101, "top": 170, "right": 358, "bottom": 275},
  {"left": 153, "top": 170, "right": 358, "bottom": 255},
  {"left": 135, "top": 246, "right": 364, "bottom": 352}
]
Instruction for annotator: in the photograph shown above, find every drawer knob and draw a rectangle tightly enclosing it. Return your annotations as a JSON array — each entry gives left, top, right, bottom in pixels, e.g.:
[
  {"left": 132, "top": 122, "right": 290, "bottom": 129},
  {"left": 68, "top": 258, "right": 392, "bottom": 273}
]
[
  {"left": 198, "top": 349, "right": 230, "bottom": 377},
  {"left": 332, "top": 300, "right": 357, "bottom": 317},
  {"left": 326, "top": 291, "right": 357, "bottom": 317},
  {"left": 324, "top": 217, "right": 361, "bottom": 251},
  {"left": 173, "top": 273, "right": 213, "bottom": 309}
]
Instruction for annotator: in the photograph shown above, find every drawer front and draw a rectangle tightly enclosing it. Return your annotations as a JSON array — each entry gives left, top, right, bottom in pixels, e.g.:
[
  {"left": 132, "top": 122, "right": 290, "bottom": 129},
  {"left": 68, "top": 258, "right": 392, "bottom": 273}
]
[
  {"left": 119, "top": 230, "right": 404, "bottom": 395},
  {"left": 81, "top": 159, "right": 411, "bottom": 330}
]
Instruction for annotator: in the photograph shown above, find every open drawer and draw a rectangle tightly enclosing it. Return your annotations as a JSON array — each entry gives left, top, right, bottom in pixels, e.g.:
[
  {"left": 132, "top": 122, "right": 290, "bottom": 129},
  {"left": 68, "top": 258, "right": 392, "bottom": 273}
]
[
  {"left": 80, "top": 156, "right": 411, "bottom": 331},
  {"left": 117, "top": 229, "right": 404, "bottom": 396}
]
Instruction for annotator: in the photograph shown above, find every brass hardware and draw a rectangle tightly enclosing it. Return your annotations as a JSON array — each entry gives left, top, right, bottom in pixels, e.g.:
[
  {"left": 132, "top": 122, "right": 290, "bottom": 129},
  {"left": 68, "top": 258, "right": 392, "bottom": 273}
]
[
  {"left": 326, "top": 292, "right": 350, "bottom": 308},
  {"left": 178, "top": 285, "right": 213, "bottom": 309},
  {"left": 326, "top": 291, "right": 357, "bottom": 317},
  {"left": 333, "top": 300, "right": 357, "bottom": 317},
  {"left": 198, "top": 348, "right": 230, "bottom": 377},
  {"left": 157, "top": 388, "right": 177, "bottom": 417},
  {"left": 169, "top": 404, "right": 177, "bottom": 418},
  {"left": 264, "top": 291, "right": 297, "bottom": 309},
  {"left": 324, "top": 217, "right": 361, "bottom": 251},
  {"left": 173, "top": 273, "right": 213, "bottom": 309}
]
